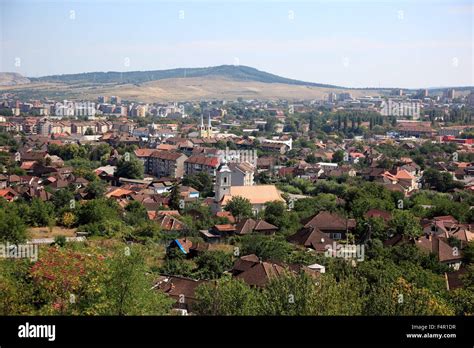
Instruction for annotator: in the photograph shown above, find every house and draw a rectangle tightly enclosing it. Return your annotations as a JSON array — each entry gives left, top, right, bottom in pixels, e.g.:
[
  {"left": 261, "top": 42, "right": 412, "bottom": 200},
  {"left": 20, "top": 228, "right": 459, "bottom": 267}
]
[
  {"left": 234, "top": 260, "right": 287, "bottom": 287},
  {"left": 210, "top": 224, "right": 236, "bottom": 238},
  {"left": 235, "top": 218, "right": 278, "bottom": 235},
  {"left": 256, "top": 157, "right": 275, "bottom": 171},
  {"left": 445, "top": 267, "right": 468, "bottom": 291},
  {"left": 179, "top": 186, "right": 200, "bottom": 200},
  {"left": 231, "top": 254, "right": 261, "bottom": 275},
  {"left": 381, "top": 168, "right": 418, "bottom": 192},
  {"left": 94, "top": 165, "right": 116, "bottom": 181},
  {"left": 287, "top": 226, "right": 335, "bottom": 252},
  {"left": 0, "top": 174, "right": 7, "bottom": 189},
  {"left": 167, "top": 238, "right": 193, "bottom": 256},
  {"left": 415, "top": 234, "right": 463, "bottom": 270},
  {"left": 303, "top": 211, "right": 356, "bottom": 240},
  {"left": 215, "top": 211, "right": 236, "bottom": 223},
  {"left": 105, "top": 188, "right": 134, "bottom": 200},
  {"left": 364, "top": 209, "right": 392, "bottom": 223},
  {"left": 155, "top": 212, "right": 186, "bottom": 232},
  {"left": 153, "top": 275, "right": 208, "bottom": 313},
  {"left": 261, "top": 142, "right": 288, "bottom": 154},
  {"left": 187, "top": 241, "right": 224, "bottom": 258},
  {"left": 0, "top": 188, "right": 18, "bottom": 202}
]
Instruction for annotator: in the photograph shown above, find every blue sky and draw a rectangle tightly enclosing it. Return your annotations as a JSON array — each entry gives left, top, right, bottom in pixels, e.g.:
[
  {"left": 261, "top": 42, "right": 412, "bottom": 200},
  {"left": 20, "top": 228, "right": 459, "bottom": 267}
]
[{"left": 0, "top": 0, "right": 472, "bottom": 88}]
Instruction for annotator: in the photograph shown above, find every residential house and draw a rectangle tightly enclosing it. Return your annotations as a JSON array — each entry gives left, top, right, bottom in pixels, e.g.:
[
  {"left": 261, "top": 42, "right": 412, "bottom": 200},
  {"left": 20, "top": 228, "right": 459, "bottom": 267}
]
[
  {"left": 235, "top": 218, "right": 278, "bottom": 235},
  {"left": 303, "top": 211, "right": 356, "bottom": 240}
]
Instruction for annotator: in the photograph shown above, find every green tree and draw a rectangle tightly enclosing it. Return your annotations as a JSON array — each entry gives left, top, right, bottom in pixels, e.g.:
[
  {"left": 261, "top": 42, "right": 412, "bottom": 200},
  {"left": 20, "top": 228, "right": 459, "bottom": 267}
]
[
  {"left": 51, "top": 189, "right": 74, "bottom": 210},
  {"left": 365, "top": 277, "right": 454, "bottom": 315},
  {"left": 389, "top": 210, "right": 422, "bottom": 239},
  {"left": 168, "top": 184, "right": 181, "bottom": 210},
  {"left": 77, "top": 198, "right": 121, "bottom": 226},
  {"left": 182, "top": 172, "right": 213, "bottom": 197},
  {"left": 103, "top": 247, "right": 173, "bottom": 315},
  {"left": 258, "top": 272, "right": 317, "bottom": 315},
  {"left": 224, "top": 196, "right": 253, "bottom": 222},
  {"left": 27, "top": 198, "right": 55, "bottom": 227},
  {"left": 194, "top": 278, "right": 259, "bottom": 315},
  {"left": 124, "top": 201, "right": 148, "bottom": 225},
  {"left": 116, "top": 156, "right": 144, "bottom": 179},
  {"left": 423, "top": 168, "right": 462, "bottom": 192},
  {"left": 195, "top": 251, "right": 233, "bottom": 279},
  {"left": 0, "top": 208, "right": 27, "bottom": 243},
  {"left": 85, "top": 180, "right": 107, "bottom": 198},
  {"left": 240, "top": 234, "right": 292, "bottom": 262},
  {"left": 332, "top": 150, "right": 345, "bottom": 163}
]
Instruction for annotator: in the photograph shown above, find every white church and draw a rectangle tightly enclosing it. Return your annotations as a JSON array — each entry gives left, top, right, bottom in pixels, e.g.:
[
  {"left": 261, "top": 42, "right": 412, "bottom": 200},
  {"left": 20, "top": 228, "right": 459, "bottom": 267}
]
[{"left": 213, "top": 159, "right": 284, "bottom": 214}]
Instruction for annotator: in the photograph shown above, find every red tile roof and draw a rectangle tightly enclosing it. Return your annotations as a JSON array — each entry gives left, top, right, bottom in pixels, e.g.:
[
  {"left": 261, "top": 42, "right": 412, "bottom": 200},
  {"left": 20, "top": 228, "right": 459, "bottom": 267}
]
[{"left": 185, "top": 155, "right": 220, "bottom": 167}]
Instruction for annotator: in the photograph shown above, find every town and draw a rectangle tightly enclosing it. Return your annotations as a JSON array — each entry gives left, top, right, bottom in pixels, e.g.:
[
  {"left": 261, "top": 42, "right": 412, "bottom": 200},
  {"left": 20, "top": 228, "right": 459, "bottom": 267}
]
[{"left": 0, "top": 87, "right": 473, "bottom": 316}]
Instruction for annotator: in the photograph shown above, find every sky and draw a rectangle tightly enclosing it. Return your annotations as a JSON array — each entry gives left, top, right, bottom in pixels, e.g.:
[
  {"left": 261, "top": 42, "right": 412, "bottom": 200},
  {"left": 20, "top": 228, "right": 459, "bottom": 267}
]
[{"left": 0, "top": 0, "right": 473, "bottom": 88}]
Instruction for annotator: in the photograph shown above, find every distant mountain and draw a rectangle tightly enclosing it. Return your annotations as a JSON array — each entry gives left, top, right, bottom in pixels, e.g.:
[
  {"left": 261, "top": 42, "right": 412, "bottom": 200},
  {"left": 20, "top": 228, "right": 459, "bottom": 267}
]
[
  {"left": 31, "top": 65, "right": 344, "bottom": 89},
  {"left": 0, "top": 72, "right": 31, "bottom": 86},
  {"left": 1, "top": 66, "right": 472, "bottom": 102}
]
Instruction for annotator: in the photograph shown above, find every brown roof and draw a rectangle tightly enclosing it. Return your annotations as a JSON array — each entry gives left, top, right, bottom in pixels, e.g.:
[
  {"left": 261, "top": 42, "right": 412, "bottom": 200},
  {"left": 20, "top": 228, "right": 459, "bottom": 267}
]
[
  {"left": 157, "top": 215, "right": 186, "bottom": 231},
  {"left": 446, "top": 267, "right": 468, "bottom": 291},
  {"left": 150, "top": 150, "right": 185, "bottom": 161},
  {"left": 415, "top": 235, "right": 463, "bottom": 262},
  {"left": 213, "top": 224, "right": 236, "bottom": 232},
  {"left": 156, "top": 144, "right": 178, "bottom": 151},
  {"left": 134, "top": 148, "right": 156, "bottom": 157},
  {"left": 215, "top": 211, "right": 236, "bottom": 223},
  {"left": 365, "top": 209, "right": 392, "bottom": 222},
  {"left": 235, "top": 261, "right": 287, "bottom": 287},
  {"left": 287, "top": 226, "right": 334, "bottom": 252},
  {"left": 232, "top": 254, "right": 260, "bottom": 274},
  {"left": 154, "top": 276, "right": 207, "bottom": 302},
  {"left": 304, "top": 211, "right": 356, "bottom": 231},
  {"left": 185, "top": 155, "right": 220, "bottom": 167},
  {"left": 235, "top": 218, "right": 277, "bottom": 235},
  {"left": 175, "top": 238, "right": 193, "bottom": 253},
  {"left": 254, "top": 220, "right": 278, "bottom": 231}
]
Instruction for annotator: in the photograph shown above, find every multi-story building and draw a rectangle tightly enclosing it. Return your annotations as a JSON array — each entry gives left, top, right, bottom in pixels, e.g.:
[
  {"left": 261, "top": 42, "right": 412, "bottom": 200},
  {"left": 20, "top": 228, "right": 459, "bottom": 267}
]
[
  {"left": 71, "top": 122, "right": 97, "bottom": 135},
  {"left": 37, "top": 118, "right": 52, "bottom": 136},
  {"left": 145, "top": 151, "right": 188, "bottom": 179},
  {"left": 184, "top": 154, "right": 220, "bottom": 178},
  {"left": 50, "top": 121, "right": 72, "bottom": 135},
  {"left": 228, "top": 162, "right": 255, "bottom": 186},
  {"left": 110, "top": 96, "right": 122, "bottom": 104}
]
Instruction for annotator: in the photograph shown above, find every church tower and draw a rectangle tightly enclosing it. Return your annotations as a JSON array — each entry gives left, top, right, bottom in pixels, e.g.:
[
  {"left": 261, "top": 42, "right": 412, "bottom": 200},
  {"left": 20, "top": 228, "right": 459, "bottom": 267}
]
[
  {"left": 199, "top": 113, "right": 212, "bottom": 138},
  {"left": 215, "top": 158, "right": 232, "bottom": 203}
]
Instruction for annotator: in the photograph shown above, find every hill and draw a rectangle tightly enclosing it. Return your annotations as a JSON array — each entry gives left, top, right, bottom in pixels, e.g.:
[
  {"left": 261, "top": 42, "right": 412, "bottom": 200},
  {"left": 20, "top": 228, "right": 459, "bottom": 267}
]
[
  {"left": 31, "top": 65, "right": 344, "bottom": 89},
  {"left": 0, "top": 72, "right": 31, "bottom": 86},
  {"left": 0, "top": 66, "right": 472, "bottom": 102}
]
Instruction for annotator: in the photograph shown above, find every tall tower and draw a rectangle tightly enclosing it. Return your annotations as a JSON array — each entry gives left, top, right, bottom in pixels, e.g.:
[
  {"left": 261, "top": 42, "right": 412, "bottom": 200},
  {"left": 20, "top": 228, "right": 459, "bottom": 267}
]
[
  {"left": 199, "top": 114, "right": 206, "bottom": 138},
  {"left": 215, "top": 159, "right": 232, "bottom": 203},
  {"left": 199, "top": 113, "right": 213, "bottom": 138}
]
